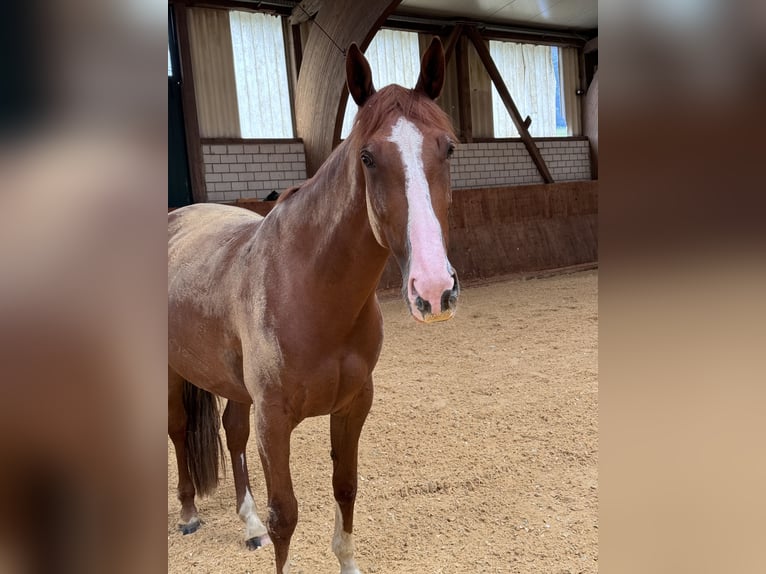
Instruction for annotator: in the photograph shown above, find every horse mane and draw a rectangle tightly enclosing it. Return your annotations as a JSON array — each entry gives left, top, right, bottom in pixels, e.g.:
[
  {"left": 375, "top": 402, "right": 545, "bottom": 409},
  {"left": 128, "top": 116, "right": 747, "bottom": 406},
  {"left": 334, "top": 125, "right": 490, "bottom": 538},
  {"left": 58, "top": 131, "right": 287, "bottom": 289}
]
[
  {"left": 276, "top": 142, "right": 352, "bottom": 203},
  {"left": 276, "top": 185, "right": 301, "bottom": 204}
]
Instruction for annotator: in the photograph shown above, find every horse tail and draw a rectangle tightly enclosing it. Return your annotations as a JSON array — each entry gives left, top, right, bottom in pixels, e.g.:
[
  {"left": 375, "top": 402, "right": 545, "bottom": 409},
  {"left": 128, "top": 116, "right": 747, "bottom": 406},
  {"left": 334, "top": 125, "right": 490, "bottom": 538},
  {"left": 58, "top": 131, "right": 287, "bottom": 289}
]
[{"left": 182, "top": 381, "right": 225, "bottom": 497}]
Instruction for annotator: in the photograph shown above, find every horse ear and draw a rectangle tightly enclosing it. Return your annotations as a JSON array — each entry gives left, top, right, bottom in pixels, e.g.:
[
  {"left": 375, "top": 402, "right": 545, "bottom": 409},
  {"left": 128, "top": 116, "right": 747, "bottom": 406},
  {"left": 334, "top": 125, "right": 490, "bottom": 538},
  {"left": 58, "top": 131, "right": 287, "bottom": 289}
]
[
  {"left": 415, "top": 36, "right": 445, "bottom": 100},
  {"left": 346, "top": 43, "right": 376, "bottom": 106}
]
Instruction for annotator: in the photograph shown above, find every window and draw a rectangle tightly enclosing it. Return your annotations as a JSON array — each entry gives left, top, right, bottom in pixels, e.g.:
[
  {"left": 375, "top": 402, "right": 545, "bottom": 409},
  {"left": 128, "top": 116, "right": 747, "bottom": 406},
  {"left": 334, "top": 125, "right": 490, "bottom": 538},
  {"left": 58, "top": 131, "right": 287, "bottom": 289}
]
[
  {"left": 340, "top": 29, "right": 421, "bottom": 138},
  {"left": 186, "top": 7, "right": 293, "bottom": 139},
  {"left": 187, "top": 9, "right": 582, "bottom": 141},
  {"left": 490, "top": 41, "right": 557, "bottom": 137},
  {"left": 230, "top": 11, "right": 293, "bottom": 138},
  {"left": 489, "top": 40, "right": 581, "bottom": 137},
  {"left": 338, "top": 31, "right": 581, "bottom": 140}
]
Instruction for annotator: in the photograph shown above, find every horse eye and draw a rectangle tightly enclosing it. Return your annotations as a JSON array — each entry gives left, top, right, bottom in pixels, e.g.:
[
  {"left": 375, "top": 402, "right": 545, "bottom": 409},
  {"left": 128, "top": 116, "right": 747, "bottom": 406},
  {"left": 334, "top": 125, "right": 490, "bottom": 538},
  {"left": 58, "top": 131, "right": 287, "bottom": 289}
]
[
  {"left": 361, "top": 151, "right": 375, "bottom": 168},
  {"left": 446, "top": 143, "right": 455, "bottom": 159}
]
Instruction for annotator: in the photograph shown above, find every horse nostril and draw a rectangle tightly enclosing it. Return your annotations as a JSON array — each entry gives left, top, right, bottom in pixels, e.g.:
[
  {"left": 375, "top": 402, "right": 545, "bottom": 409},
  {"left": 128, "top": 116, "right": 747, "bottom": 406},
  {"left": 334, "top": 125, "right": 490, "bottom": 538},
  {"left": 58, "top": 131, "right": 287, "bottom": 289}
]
[
  {"left": 440, "top": 291, "right": 458, "bottom": 312},
  {"left": 415, "top": 295, "right": 431, "bottom": 315},
  {"left": 440, "top": 274, "right": 459, "bottom": 313},
  {"left": 440, "top": 289, "right": 453, "bottom": 313}
]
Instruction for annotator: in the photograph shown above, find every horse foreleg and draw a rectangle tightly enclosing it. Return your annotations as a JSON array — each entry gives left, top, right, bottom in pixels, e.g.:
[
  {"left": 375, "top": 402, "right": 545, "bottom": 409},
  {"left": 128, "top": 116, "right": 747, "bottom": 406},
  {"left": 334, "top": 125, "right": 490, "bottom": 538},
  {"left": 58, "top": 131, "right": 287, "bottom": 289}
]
[
  {"left": 330, "top": 380, "right": 373, "bottom": 574},
  {"left": 222, "top": 399, "right": 271, "bottom": 550},
  {"left": 168, "top": 367, "right": 200, "bottom": 534},
  {"left": 255, "top": 400, "right": 298, "bottom": 574}
]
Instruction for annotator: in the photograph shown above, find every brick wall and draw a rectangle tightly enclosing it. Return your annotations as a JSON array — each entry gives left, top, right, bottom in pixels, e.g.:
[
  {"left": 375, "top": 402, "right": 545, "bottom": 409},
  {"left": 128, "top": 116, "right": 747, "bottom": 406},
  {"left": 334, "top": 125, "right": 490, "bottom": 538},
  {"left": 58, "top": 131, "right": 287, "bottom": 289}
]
[
  {"left": 449, "top": 138, "right": 591, "bottom": 189},
  {"left": 202, "top": 141, "right": 307, "bottom": 202},
  {"left": 202, "top": 138, "right": 590, "bottom": 202}
]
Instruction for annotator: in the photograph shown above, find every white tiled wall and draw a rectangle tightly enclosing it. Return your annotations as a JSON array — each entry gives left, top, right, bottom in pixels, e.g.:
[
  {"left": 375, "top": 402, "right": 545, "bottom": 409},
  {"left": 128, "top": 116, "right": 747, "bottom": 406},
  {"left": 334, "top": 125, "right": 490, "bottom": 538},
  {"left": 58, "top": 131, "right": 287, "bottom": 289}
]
[
  {"left": 449, "top": 139, "right": 591, "bottom": 189},
  {"left": 202, "top": 138, "right": 590, "bottom": 202},
  {"left": 202, "top": 142, "right": 307, "bottom": 202}
]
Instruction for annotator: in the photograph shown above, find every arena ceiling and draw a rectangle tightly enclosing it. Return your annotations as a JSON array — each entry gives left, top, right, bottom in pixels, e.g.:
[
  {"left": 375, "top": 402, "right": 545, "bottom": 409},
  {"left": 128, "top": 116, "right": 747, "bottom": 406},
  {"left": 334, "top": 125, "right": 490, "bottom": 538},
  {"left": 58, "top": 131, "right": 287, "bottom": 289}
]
[
  {"left": 270, "top": 0, "right": 598, "bottom": 34},
  {"left": 396, "top": 0, "right": 597, "bottom": 31}
]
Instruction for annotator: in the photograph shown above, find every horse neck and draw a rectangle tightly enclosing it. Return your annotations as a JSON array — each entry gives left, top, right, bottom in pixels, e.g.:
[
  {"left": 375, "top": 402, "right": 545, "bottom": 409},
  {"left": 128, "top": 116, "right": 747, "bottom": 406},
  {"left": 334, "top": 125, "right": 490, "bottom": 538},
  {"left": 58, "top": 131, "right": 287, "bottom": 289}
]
[{"left": 279, "top": 139, "right": 389, "bottom": 302}]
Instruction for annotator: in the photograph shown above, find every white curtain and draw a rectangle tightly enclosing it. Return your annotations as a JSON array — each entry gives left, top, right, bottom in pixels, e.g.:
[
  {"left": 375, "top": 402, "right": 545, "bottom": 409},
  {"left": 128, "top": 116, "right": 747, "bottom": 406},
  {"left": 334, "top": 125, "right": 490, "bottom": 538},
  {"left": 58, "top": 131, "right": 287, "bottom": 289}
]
[
  {"left": 559, "top": 46, "right": 582, "bottom": 136},
  {"left": 187, "top": 8, "right": 241, "bottom": 138},
  {"left": 230, "top": 11, "right": 294, "bottom": 138},
  {"left": 489, "top": 40, "right": 557, "bottom": 137},
  {"left": 340, "top": 29, "right": 422, "bottom": 138}
]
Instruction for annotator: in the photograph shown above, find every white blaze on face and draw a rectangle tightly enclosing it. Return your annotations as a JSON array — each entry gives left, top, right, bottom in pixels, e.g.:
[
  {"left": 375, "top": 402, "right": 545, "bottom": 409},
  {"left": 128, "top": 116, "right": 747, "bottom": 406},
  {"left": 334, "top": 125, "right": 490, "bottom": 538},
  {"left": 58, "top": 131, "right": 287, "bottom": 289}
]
[{"left": 387, "top": 117, "right": 454, "bottom": 320}]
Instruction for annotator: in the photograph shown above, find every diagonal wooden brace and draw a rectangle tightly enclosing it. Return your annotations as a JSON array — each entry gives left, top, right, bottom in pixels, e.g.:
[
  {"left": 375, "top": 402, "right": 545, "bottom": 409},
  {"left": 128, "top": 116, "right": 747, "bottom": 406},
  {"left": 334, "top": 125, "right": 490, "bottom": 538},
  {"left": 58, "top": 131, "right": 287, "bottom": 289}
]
[{"left": 464, "top": 25, "right": 554, "bottom": 183}]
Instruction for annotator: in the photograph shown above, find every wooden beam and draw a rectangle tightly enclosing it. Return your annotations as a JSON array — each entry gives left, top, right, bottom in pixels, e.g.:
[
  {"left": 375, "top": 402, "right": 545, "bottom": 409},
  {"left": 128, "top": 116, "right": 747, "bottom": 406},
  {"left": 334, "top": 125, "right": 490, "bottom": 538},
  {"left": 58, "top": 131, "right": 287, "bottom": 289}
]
[
  {"left": 442, "top": 23, "right": 463, "bottom": 65},
  {"left": 455, "top": 34, "right": 472, "bottom": 143},
  {"left": 295, "top": 0, "right": 402, "bottom": 176},
  {"left": 464, "top": 25, "right": 554, "bottom": 184},
  {"left": 172, "top": 0, "right": 293, "bottom": 17},
  {"left": 290, "top": 22, "right": 304, "bottom": 77},
  {"left": 174, "top": 3, "right": 207, "bottom": 203},
  {"left": 289, "top": 0, "right": 323, "bottom": 25}
]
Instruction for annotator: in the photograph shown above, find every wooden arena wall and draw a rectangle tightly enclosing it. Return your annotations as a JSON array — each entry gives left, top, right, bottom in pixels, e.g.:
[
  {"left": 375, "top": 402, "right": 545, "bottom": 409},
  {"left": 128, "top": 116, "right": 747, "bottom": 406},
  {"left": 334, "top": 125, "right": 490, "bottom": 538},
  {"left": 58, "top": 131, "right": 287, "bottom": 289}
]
[{"left": 237, "top": 180, "right": 597, "bottom": 289}]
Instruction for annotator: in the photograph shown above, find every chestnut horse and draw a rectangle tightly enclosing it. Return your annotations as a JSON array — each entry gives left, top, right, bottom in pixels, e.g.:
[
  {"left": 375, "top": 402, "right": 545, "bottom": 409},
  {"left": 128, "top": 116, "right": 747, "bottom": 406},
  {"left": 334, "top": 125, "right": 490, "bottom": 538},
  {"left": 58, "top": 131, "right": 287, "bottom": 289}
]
[{"left": 168, "top": 38, "right": 459, "bottom": 574}]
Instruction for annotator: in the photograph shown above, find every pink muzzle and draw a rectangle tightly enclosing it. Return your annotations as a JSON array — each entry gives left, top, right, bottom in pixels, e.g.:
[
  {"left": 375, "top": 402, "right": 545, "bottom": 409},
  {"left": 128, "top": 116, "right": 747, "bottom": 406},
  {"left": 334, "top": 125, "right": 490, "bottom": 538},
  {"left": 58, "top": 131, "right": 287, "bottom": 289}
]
[{"left": 406, "top": 226, "right": 459, "bottom": 323}]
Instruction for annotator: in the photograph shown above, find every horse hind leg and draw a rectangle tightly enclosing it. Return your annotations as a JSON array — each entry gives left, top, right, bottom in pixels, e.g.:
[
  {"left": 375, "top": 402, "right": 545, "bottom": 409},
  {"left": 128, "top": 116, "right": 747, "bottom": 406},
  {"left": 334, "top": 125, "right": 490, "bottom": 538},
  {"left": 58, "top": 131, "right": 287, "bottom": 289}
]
[
  {"left": 222, "top": 399, "right": 271, "bottom": 550},
  {"left": 168, "top": 366, "right": 224, "bottom": 535},
  {"left": 330, "top": 381, "right": 373, "bottom": 574},
  {"left": 168, "top": 367, "right": 200, "bottom": 534}
]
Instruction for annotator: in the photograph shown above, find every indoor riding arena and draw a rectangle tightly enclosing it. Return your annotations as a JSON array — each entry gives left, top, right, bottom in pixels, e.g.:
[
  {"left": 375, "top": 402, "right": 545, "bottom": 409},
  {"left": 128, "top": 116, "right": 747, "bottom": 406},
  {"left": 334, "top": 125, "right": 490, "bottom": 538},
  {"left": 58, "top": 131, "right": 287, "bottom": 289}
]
[{"left": 168, "top": 0, "right": 598, "bottom": 572}]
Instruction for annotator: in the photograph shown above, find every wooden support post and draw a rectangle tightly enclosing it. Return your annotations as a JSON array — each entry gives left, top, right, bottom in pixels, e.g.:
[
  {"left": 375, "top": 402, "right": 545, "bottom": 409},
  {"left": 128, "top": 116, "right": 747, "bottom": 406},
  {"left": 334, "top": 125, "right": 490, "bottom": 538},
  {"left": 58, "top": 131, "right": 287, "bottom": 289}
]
[
  {"left": 442, "top": 23, "right": 463, "bottom": 65},
  {"left": 289, "top": 0, "right": 324, "bottom": 24},
  {"left": 291, "top": 23, "right": 304, "bottom": 76},
  {"left": 455, "top": 33, "right": 472, "bottom": 143},
  {"left": 295, "top": 0, "right": 401, "bottom": 176},
  {"left": 464, "top": 25, "right": 554, "bottom": 184},
  {"left": 174, "top": 3, "right": 207, "bottom": 203}
]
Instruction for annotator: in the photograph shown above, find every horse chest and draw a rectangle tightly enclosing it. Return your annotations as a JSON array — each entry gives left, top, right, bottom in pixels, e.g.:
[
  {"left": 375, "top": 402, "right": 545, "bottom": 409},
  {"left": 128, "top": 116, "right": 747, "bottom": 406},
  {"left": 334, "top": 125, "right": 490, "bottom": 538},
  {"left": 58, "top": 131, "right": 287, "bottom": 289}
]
[{"left": 282, "top": 350, "right": 375, "bottom": 418}]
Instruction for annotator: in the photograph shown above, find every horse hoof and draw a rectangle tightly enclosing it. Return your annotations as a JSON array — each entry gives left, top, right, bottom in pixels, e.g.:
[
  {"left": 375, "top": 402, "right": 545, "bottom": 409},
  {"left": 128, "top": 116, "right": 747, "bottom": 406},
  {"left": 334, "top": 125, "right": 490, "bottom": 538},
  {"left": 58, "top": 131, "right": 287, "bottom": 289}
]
[
  {"left": 245, "top": 534, "right": 272, "bottom": 550},
  {"left": 178, "top": 518, "right": 201, "bottom": 535}
]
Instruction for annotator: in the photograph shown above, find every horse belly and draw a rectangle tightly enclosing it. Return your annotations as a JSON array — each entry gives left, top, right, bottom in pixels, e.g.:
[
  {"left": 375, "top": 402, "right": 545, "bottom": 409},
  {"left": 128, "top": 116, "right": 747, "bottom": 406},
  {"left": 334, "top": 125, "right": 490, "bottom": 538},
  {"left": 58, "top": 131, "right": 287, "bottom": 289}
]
[{"left": 169, "top": 350, "right": 251, "bottom": 405}]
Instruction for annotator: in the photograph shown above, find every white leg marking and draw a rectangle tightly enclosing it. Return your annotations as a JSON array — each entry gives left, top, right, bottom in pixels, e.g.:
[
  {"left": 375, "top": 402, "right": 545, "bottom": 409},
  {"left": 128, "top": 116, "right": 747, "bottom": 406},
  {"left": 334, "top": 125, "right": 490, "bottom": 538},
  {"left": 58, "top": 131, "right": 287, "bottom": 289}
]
[
  {"left": 239, "top": 487, "right": 268, "bottom": 539},
  {"left": 387, "top": 117, "right": 453, "bottom": 315},
  {"left": 332, "top": 503, "right": 362, "bottom": 574}
]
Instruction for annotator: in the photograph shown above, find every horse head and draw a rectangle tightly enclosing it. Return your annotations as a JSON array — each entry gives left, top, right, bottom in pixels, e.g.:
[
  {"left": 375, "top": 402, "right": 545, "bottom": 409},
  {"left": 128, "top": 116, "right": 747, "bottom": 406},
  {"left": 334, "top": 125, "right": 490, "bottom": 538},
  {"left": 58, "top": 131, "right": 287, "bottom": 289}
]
[{"left": 346, "top": 37, "right": 460, "bottom": 323}]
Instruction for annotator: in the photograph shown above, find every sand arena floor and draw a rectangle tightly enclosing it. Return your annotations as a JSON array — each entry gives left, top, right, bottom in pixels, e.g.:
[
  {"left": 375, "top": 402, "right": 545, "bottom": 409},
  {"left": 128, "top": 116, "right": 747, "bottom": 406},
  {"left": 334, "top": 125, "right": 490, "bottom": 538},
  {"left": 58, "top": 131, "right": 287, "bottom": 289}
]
[{"left": 168, "top": 270, "right": 598, "bottom": 573}]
